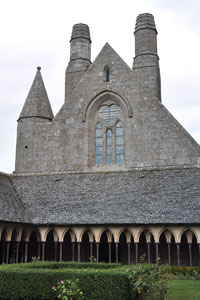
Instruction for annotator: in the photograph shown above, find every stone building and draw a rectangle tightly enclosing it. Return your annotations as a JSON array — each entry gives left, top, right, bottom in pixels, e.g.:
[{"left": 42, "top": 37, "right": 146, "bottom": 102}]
[{"left": 0, "top": 13, "right": 200, "bottom": 266}]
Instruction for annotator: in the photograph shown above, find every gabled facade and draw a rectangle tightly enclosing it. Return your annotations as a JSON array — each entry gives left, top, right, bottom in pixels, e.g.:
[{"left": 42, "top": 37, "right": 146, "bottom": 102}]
[{"left": 0, "top": 13, "right": 200, "bottom": 266}]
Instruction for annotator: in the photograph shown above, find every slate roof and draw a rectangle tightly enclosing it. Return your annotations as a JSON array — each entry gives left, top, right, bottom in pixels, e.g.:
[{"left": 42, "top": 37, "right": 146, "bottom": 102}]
[
  {"left": 0, "top": 173, "right": 31, "bottom": 223},
  {"left": 18, "top": 67, "right": 54, "bottom": 121},
  {"left": 9, "top": 167, "right": 200, "bottom": 225}
]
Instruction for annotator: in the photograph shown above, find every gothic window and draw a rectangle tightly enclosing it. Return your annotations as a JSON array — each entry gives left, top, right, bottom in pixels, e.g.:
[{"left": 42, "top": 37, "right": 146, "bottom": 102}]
[{"left": 94, "top": 103, "right": 124, "bottom": 165}]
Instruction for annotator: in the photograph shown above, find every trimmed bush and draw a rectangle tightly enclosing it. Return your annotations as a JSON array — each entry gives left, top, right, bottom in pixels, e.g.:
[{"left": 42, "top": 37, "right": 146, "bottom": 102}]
[
  {"left": 168, "top": 266, "right": 200, "bottom": 276},
  {"left": 0, "top": 262, "right": 130, "bottom": 300}
]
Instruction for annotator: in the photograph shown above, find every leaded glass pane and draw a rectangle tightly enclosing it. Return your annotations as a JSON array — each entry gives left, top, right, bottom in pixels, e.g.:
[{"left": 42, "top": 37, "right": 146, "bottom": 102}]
[
  {"left": 107, "top": 155, "right": 112, "bottom": 164},
  {"left": 95, "top": 122, "right": 103, "bottom": 164},
  {"left": 98, "top": 105, "right": 120, "bottom": 126},
  {"left": 116, "top": 121, "right": 124, "bottom": 163},
  {"left": 106, "top": 129, "right": 112, "bottom": 164}
]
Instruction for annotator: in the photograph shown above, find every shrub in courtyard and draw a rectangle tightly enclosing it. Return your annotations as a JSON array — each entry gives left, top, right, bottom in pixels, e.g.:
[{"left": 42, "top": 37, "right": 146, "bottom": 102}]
[
  {"left": 52, "top": 279, "right": 84, "bottom": 300},
  {"left": 128, "top": 264, "right": 171, "bottom": 300}
]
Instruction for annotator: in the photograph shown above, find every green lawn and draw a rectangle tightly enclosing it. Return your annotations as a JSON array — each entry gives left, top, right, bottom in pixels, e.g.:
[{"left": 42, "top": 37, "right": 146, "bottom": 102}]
[{"left": 168, "top": 279, "right": 200, "bottom": 300}]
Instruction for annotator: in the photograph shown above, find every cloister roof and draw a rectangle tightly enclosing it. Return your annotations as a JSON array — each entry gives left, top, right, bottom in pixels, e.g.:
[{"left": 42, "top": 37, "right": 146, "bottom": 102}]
[
  {"left": 0, "top": 173, "right": 31, "bottom": 223},
  {"left": 7, "top": 167, "right": 200, "bottom": 225}
]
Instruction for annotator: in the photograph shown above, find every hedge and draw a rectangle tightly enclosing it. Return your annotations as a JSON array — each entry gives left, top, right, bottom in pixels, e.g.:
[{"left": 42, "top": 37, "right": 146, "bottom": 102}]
[
  {"left": 168, "top": 266, "right": 200, "bottom": 276},
  {"left": 0, "top": 262, "right": 131, "bottom": 300}
]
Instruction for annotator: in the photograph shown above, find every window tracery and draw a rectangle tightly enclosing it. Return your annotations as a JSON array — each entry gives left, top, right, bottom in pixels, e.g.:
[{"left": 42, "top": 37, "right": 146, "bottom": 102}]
[{"left": 95, "top": 102, "right": 124, "bottom": 165}]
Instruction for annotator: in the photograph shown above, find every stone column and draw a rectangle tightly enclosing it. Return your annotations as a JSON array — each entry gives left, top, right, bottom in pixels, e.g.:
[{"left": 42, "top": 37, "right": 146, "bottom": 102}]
[
  {"left": 6, "top": 241, "right": 10, "bottom": 264},
  {"left": 188, "top": 243, "right": 192, "bottom": 267},
  {"left": 41, "top": 242, "right": 45, "bottom": 261},
  {"left": 115, "top": 243, "right": 119, "bottom": 263},
  {"left": 54, "top": 242, "right": 58, "bottom": 261},
  {"left": 127, "top": 242, "right": 131, "bottom": 265},
  {"left": 16, "top": 242, "right": 20, "bottom": 263},
  {"left": 108, "top": 242, "right": 112, "bottom": 263},
  {"left": 176, "top": 243, "right": 180, "bottom": 266},
  {"left": 147, "top": 243, "right": 151, "bottom": 263},
  {"left": 72, "top": 242, "right": 75, "bottom": 262},
  {"left": 155, "top": 243, "right": 159, "bottom": 265},
  {"left": 24, "top": 241, "right": 28, "bottom": 263},
  {"left": 96, "top": 242, "right": 99, "bottom": 263},
  {"left": 135, "top": 243, "right": 138, "bottom": 264},
  {"left": 167, "top": 243, "right": 171, "bottom": 266},
  {"left": 77, "top": 242, "right": 81, "bottom": 262},
  {"left": 59, "top": 242, "right": 63, "bottom": 262}
]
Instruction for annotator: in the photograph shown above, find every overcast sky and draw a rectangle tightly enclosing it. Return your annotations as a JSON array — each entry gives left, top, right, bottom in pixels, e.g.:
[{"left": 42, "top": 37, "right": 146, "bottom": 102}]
[{"left": 0, "top": 0, "right": 200, "bottom": 173}]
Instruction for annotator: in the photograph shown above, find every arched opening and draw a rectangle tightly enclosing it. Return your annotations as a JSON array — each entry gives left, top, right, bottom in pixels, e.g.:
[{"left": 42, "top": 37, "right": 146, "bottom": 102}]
[
  {"left": 0, "top": 229, "right": 7, "bottom": 264},
  {"left": 104, "top": 66, "right": 110, "bottom": 82},
  {"left": 119, "top": 232, "right": 127, "bottom": 264},
  {"left": 180, "top": 232, "right": 189, "bottom": 266},
  {"left": 99, "top": 231, "right": 115, "bottom": 263},
  {"left": 45, "top": 231, "right": 55, "bottom": 261},
  {"left": 63, "top": 231, "right": 73, "bottom": 261},
  {"left": 20, "top": 231, "right": 26, "bottom": 263},
  {"left": 138, "top": 231, "right": 155, "bottom": 264},
  {"left": 28, "top": 231, "right": 38, "bottom": 262},
  {"left": 192, "top": 234, "right": 199, "bottom": 266},
  {"left": 9, "top": 230, "right": 17, "bottom": 264},
  {"left": 81, "top": 231, "right": 90, "bottom": 262},
  {"left": 180, "top": 230, "right": 198, "bottom": 266}
]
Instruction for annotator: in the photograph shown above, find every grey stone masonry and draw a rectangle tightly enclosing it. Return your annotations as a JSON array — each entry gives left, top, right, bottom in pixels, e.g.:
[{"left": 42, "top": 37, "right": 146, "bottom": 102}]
[{"left": 15, "top": 14, "right": 200, "bottom": 174}]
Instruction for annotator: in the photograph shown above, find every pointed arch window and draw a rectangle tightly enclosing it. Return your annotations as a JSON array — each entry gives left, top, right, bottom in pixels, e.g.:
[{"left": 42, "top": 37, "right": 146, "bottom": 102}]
[
  {"left": 94, "top": 103, "right": 124, "bottom": 165},
  {"left": 104, "top": 66, "right": 110, "bottom": 82}
]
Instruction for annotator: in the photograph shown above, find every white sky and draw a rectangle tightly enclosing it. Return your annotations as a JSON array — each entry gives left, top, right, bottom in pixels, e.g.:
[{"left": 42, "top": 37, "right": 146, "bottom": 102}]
[{"left": 0, "top": 0, "right": 200, "bottom": 173}]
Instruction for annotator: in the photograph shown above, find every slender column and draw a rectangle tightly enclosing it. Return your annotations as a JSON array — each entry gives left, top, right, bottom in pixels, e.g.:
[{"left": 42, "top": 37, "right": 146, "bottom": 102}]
[
  {"left": 167, "top": 243, "right": 171, "bottom": 266},
  {"left": 42, "top": 242, "right": 45, "bottom": 261},
  {"left": 147, "top": 243, "right": 150, "bottom": 263},
  {"left": 188, "top": 243, "right": 192, "bottom": 267},
  {"left": 72, "top": 242, "right": 75, "bottom": 261},
  {"left": 127, "top": 242, "right": 131, "bottom": 265},
  {"left": 108, "top": 242, "right": 112, "bottom": 263},
  {"left": 21, "top": 242, "right": 24, "bottom": 263},
  {"left": 2, "top": 241, "right": 6, "bottom": 263},
  {"left": 6, "top": 241, "right": 10, "bottom": 264},
  {"left": 38, "top": 242, "right": 41, "bottom": 259},
  {"left": 115, "top": 243, "right": 119, "bottom": 263},
  {"left": 176, "top": 243, "right": 180, "bottom": 266},
  {"left": 16, "top": 242, "right": 19, "bottom": 263},
  {"left": 155, "top": 243, "right": 159, "bottom": 265},
  {"left": 89, "top": 242, "right": 93, "bottom": 261},
  {"left": 59, "top": 242, "right": 63, "bottom": 262},
  {"left": 24, "top": 241, "right": 28, "bottom": 263},
  {"left": 77, "top": 242, "right": 81, "bottom": 262},
  {"left": 96, "top": 242, "right": 99, "bottom": 263},
  {"left": 54, "top": 242, "right": 58, "bottom": 261},
  {"left": 135, "top": 243, "right": 138, "bottom": 264}
]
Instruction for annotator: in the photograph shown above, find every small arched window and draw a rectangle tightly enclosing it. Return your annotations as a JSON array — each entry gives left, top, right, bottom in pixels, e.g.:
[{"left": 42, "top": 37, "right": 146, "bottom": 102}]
[
  {"left": 95, "top": 122, "right": 103, "bottom": 164},
  {"left": 104, "top": 66, "right": 110, "bottom": 82}
]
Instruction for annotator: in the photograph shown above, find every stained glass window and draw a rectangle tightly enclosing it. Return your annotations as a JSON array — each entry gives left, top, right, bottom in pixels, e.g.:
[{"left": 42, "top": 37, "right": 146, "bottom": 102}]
[
  {"left": 116, "top": 121, "right": 124, "bottom": 163},
  {"left": 106, "top": 129, "right": 112, "bottom": 164},
  {"left": 95, "top": 122, "right": 103, "bottom": 164},
  {"left": 98, "top": 105, "right": 120, "bottom": 126}
]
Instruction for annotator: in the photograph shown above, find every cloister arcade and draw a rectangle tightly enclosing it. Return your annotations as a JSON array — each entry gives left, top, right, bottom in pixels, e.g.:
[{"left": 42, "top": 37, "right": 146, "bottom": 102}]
[{"left": 0, "top": 224, "right": 199, "bottom": 266}]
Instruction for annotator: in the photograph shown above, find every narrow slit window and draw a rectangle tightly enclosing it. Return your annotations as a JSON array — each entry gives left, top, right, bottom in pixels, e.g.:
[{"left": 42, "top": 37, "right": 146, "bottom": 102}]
[
  {"left": 95, "top": 122, "right": 103, "bottom": 164},
  {"left": 116, "top": 121, "right": 124, "bottom": 163},
  {"left": 106, "top": 129, "right": 112, "bottom": 164},
  {"left": 106, "top": 67, "right": 110, "bottom": 82}
]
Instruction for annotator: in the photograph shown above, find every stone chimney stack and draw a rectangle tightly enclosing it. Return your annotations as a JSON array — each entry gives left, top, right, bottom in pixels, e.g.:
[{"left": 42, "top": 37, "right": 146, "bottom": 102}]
[
  {"left": 133, "top": 13, "right": 161, "bottom": 101},
  {"left": 65, "top": 24, "right": 92, "bottom": 100}
]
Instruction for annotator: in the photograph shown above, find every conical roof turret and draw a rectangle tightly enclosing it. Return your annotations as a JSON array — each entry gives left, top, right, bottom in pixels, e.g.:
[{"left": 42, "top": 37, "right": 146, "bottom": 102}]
[{"left": 18, "top": 67, "right": 54, "bottom": 121}]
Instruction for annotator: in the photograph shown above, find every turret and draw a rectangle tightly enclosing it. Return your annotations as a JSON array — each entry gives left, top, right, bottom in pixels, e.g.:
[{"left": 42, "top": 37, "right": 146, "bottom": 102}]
[
  {"left": 65, "top": 23, "right": 92, "bottom": 100},
  {"left": 15, "top": 67, "right": 53, "bottom": 173},
  {"left": 133, "top": 13, "right": 161, "bottom": 101}
]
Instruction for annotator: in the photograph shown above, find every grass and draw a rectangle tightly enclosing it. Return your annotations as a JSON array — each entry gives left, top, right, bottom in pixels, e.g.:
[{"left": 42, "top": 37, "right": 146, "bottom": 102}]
[{"left": 168, "top": 279, "right": 200, "bottom": 300}]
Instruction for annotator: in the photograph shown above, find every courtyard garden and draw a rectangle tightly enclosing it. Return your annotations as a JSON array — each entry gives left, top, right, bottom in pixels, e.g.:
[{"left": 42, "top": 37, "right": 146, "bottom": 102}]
[{"left": 0, "top": 261, "right": 199, "bottom": 299}]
